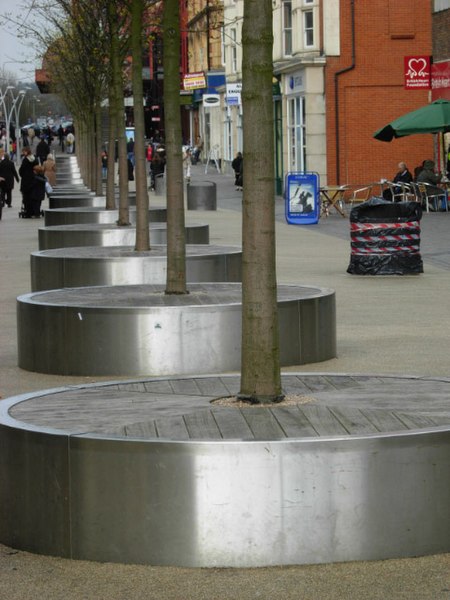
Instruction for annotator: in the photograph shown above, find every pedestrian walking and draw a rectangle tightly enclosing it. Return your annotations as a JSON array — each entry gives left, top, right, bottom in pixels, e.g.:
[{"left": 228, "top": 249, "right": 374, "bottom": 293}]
[
  {"left": 0, "top": 149, "right": 19, "bottom": 210},
  {"left": 231, "top": 152, "right": 243, "bottom": 190},
  {"left": 65, "top": 131, "right": 75, "bottom": 154},
  {"left": 101, "top": 150, "right": 108, "bottom": 179},
  {"left": 43, "top": 153, "right": 57, "bottom": 188},
  {"left": 19, "top": 147, "right": 39, "bottom": 218},
  {"left": 182, "top": 145, "right": 191, "bottom": 182},
  {"left": 36, "top": 137, "right": 50, "bottom": 165},
  {"left": 29, "top": 164, "right": 47, "bottom": 218}
]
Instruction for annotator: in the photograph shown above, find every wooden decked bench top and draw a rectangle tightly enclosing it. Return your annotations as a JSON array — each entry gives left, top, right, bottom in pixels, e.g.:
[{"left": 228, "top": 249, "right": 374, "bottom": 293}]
[{"left": 8, "top": 374, "right": 450, "bottom": 441}]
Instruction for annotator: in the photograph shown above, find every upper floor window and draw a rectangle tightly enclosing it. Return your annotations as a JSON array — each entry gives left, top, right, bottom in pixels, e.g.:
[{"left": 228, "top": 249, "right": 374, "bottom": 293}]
[
  {"left": 304, "top": 9, "right": 314, "bottom": 47},
  {"left": 231, "top": 28, "right": 237, "bottom": 72},
  {"left": 434, "top": 0, "right": 450, "bottom": 11},
  {"left": 221, "top": 25, "right": 226, "bottom": 66},
  {"left": 283, "top": 0, "right": 293, "bottom": 56}
]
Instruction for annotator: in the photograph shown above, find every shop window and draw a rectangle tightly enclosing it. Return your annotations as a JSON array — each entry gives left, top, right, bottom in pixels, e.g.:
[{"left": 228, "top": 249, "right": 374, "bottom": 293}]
[{"left": 287, "top": 96, "right": 306, "bottom": 172}]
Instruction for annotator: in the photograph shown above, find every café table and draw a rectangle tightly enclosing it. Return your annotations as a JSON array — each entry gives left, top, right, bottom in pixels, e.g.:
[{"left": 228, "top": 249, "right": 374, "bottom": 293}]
[{"left": 319, "top": 185, "right": 349, "bottom": 218}]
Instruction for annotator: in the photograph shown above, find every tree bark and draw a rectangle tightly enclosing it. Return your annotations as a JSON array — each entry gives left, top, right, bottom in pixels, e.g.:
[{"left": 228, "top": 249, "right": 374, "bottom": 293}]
[
  {"left": 106, "top": 98, "right": 117, "bottom": 210},
  {"left": 94, "top": 102, "right": 103, "bottom": 196},
  {"left": 131, "top": 0, "right": 150, "bottom": 251},
  {"left": 239, "top": 0, "right": 282, "bottom": 403},
  {"left": 163, "top": 0, "right": 187, "bottom": 294}
]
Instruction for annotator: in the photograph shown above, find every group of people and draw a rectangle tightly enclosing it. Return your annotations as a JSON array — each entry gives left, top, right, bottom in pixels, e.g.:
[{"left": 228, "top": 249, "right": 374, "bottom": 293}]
[
  {"left": 384, "top": 158, "right": 447, "bottom": 207},
  {"left": 0, "top": 145, "right": 56, "bottom": 220}
]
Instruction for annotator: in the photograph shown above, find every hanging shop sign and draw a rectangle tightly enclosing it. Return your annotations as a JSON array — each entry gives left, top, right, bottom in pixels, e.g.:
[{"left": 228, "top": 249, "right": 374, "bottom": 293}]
[
  {"left": 183, "top": 72, "right": 206, "bottom": 91},
  {"left": 226, "top": 83, "right": 242, "bottom": 106},
  {"left": 404, "top": 56, "right": 431, "bottom": 90},
  {"left": 432, "top": 60, "right": 450, "bottom": 101},
  {"left": 202, "top": 94, "right": 220, "bottom": 107}
]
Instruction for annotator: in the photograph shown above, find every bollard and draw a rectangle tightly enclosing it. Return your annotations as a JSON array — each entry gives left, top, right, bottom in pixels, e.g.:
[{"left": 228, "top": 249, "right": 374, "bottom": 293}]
[{"left": 187, "top": 181, "right": 217, "bottom": 210}]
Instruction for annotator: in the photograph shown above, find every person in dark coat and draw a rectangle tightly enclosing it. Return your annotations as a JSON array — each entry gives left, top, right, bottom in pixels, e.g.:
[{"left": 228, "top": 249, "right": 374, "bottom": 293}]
[
  {"left": 36, "top": 137, "right": 50, "bottom": 165},
  {"left": 383, "top": 161, "right": 413, "bottom": 201},
  {"left": 416, "top": 159, "right": 444, "bottom": 210},
  {"left": 231, "top": 152, "right": 243, "bottom": 189},
  {"left": 0, "top": 150, "right": 19, "bottom": 208},
  {"left": 149, "top": 147, "right": 166, "bottom": 191},
  {"left": 30, "top": 164, "right": 47, "bottom": 218},
  {"left": 393, "top": 161, "right": 413, "bottom": 185},
  {"left": 19, "top": 147, "right": 39, "bottom": 218}
]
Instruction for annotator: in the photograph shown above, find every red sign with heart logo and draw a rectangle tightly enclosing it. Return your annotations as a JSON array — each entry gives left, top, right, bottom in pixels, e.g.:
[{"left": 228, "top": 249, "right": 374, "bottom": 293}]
[{"left": 404, "top": 56, "right": 431, "bottom": 89}]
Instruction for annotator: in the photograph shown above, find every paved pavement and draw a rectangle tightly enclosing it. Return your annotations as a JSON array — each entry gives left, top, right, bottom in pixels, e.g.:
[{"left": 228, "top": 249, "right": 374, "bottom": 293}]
[{"left": 0, "top": 158, "right": 449, "bottom": 598}]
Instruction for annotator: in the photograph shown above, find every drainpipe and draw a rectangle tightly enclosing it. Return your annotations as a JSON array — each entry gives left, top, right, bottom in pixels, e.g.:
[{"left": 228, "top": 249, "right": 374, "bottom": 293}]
[
  {"left": 334, "top": 0, "right": 355, "bottom": 184},
  {"left": 206, "top": 0, "right": 211, "bottom": 72}
]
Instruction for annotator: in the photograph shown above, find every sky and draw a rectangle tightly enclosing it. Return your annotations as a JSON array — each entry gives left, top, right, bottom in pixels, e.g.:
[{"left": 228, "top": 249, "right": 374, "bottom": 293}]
[{"left": 0, "top": 2, "right": 42, "bottom": 83}]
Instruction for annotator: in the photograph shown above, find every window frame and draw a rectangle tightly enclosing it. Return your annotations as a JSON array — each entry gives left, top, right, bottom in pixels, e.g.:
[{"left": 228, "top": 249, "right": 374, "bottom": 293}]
[
  {"left": 303, "top": 9, "right": 314, "bottom": 48},
  {"left": 282, "top": 0, "right": 293, "bottom": 57}
]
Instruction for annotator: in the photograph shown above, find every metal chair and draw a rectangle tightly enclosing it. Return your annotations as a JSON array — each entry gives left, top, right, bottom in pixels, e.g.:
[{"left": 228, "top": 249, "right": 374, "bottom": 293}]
[
  {"left": 387, "top": 181, "right": 418, "bottom": 203},
  {"left": 416, "top": 182, "right": 448, "bottom": 212},
  {"left": 347, "top": 184, "right": 373, "bottom": 208}
]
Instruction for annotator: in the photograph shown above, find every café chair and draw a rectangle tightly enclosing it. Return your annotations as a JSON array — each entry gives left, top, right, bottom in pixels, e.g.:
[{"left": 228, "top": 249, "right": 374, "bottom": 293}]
[
  {"left": 415, "top": 182, "right": 448, "bottom": 212},
  {"left": 347, "top": 184, "right": 373, "bottom": 208},
  {"left": 387, "top": 181, "right": 418, "bottom": 203}
]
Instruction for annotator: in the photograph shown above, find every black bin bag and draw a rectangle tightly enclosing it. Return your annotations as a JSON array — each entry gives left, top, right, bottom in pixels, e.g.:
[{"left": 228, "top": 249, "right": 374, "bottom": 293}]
[{"left": 347, "top": 197, "right": 423, "bottom": 275}]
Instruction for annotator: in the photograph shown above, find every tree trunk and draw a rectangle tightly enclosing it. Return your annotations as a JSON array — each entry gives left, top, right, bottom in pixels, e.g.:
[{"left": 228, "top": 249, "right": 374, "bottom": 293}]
[
  {"left": 95, "top": 102, "right": 103, "bottom": 196},
  {"left": 239, "top": 0, "right": 282, "bottom": 403},
  {"left": 108, "top": 1, "right": 129, "bottom": 226},
  {"left": 131, "top": 0, "right": 150, "bottom": 251},
  {"left": 106, "top": 98, "right": 117, "bottom": 210},
  {"left": 163, "top": 0, "right": 187, "bottom": 294}
]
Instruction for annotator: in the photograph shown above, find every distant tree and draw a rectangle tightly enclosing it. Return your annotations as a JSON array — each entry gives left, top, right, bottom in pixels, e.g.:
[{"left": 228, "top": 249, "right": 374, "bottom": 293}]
[{"left": 131, "top": 0, "right": 150, "bottom": 249}]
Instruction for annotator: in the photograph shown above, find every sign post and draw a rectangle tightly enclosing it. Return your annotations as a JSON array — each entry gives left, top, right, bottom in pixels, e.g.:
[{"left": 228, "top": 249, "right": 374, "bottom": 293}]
[{"left": 285, "top": 171, "right": 320, "bottom": 225}]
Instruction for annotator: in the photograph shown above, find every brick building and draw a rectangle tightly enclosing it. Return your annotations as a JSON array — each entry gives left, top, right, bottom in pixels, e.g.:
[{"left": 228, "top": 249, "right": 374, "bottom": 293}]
[{"left": 325, "top": 0, "right": 433, "bottom": 186}]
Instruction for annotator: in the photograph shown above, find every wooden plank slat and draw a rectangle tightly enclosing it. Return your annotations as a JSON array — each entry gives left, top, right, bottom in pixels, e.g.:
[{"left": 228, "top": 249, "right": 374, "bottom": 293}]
[
  {"left": 329, "top": 407, "right": 380, "bottom": 435},
  {"left": 219, "top": 376, "right": 241, "bottom": 395},
  {"left": 299, "top": 376, "right": 332, "bottom": 393},
  {"left": 211, "top": 408, "right": 255, "bottom": 440},
  {"left": 124, "top": 420, "right": 158, "bottom": 439},
  {"left": 281, "top": 376, "right": 313, "bottom": 394},
  {"left": 117, "top": 383, "right": 147, "bottom": 392},
  {"left": 323, "top": 375, "right": 359, "bottom": 390},
  {"left": 155, "top": 415, "right": 190, "bottom": 440},
  {"left": 196, "top": 377, "right": 231, "bottom": 397},
  {"left": 241, "top": 409, "right": 287, "bottom": 440},
  {"left": 360, "top": 409, "right": 409, "bottom": 433},
  {"left": 170, "top": 379, "right": 201, "bottom": 396},
  {"left": 300, "top": 405, "right": 348, "bottom": 436},
  {"left": 394, "top": 412, "right": 442, "bottom": 430},
  {"left": 272, "top": 406, "right": 319, "bottom": 437},
  {"left": 183, "top": 409, "right": 222, "bottom": 440},
  {"left": 143, "top": 380, "right": 174, "bottom": 394}
]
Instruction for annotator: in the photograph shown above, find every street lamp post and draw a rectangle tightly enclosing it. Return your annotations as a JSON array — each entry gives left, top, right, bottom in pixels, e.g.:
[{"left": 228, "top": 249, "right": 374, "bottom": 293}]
[{"left": 0, "top": 86, "right": 27, "bottom": 166}]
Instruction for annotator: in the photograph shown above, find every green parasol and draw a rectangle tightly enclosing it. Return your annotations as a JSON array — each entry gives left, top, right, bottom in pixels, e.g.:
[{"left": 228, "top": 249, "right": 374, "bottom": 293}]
[{"left": 373, "top": 99, "right": 450, "bottom": 142}]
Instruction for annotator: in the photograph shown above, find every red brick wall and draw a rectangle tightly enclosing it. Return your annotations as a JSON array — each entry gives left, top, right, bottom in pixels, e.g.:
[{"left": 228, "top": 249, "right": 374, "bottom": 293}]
[{"left": 325, "top": 0, "right": 433, "bottom": 186}]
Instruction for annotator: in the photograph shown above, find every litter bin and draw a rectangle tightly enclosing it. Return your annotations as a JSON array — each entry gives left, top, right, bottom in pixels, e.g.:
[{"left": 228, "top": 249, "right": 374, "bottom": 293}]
[
  {"left": 347, "top": 197, "right": 423, "bottom": 275},
  {"left": 187, "top": 181, "right": 217, "bottom": 210}
]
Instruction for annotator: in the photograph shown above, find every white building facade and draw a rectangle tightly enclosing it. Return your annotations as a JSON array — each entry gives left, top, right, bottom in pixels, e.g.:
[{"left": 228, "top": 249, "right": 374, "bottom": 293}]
[{"left": 218, "top": 0, "right": 340, "bottom": 191}]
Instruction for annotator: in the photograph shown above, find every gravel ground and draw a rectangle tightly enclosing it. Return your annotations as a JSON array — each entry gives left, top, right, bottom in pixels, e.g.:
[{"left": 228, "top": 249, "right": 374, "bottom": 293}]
[{"left": 0, "top": 544, "right": 449, "bottom": 600}]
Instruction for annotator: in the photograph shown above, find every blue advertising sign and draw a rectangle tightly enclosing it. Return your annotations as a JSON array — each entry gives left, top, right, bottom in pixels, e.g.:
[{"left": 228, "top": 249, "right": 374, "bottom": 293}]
[{"left": 285, "top": 171, "right": 320, "bottom": 225}]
